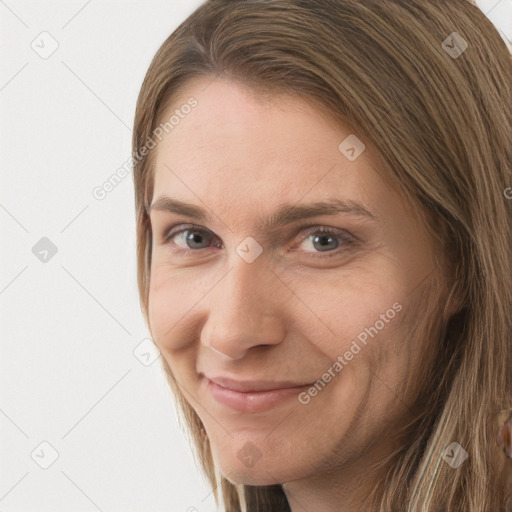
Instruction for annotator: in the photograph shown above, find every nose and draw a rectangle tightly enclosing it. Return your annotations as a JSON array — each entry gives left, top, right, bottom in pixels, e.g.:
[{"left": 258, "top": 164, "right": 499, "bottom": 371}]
[{"left": 201, "top": 255, "right": 286, "bottom": 360}]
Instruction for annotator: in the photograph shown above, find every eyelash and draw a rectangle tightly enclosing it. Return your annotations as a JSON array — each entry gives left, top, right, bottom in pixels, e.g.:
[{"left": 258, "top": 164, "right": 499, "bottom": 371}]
[{"left": 161, "top": 223, "right": 356, "bottom": 260}]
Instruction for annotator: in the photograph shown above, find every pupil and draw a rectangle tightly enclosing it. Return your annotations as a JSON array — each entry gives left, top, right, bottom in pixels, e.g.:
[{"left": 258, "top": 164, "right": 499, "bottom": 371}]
[
  {"left": 313, "top": 234, "right": 338, "bottom": 252},
  {"left": 183, "top": 231, "right": 339, "bottom": 252},
  {"left": 187, "top": 231, "right": 205, "bottom": 248}
]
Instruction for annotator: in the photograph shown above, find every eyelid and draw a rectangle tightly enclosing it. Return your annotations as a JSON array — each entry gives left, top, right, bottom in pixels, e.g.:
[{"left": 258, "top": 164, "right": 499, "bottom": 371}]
[
  {"left": 161, "top": 222, "right": 355, "bottom": 244},
  {"left": 161, "top": 223, "right": 209, "bottom": 244},
  {"left": 160, "top": 222, "right": 358, "bottom": 259}
]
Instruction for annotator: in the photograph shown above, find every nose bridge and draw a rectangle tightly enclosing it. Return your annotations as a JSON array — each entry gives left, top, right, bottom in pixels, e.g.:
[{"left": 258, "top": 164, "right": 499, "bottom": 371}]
[{"left": 203, "top": 254, "right": 285, "bottom": 359}]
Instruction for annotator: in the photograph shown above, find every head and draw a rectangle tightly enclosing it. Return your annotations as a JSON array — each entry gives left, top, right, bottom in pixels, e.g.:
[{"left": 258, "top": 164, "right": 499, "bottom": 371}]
[{"left": 132, "top": 1, "right": 512, "bottom": 510}]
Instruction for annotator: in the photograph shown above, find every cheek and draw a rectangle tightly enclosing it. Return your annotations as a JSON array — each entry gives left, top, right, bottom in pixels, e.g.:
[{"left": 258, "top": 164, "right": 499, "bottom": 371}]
[
  {"left": 286, "top": 262, "right": 407, "bottom": 360},
  {"left": 148, "top": 249, "right": 410, "bottom": 364},
  {"left": 147, "top": 266, "right": 204, "bottom": 352}
]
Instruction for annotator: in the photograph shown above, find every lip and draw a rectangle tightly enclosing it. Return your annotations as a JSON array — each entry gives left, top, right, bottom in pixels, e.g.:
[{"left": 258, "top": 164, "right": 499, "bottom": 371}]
[{"left": 204, "top": 376, "right": 313, "bottom": 413}]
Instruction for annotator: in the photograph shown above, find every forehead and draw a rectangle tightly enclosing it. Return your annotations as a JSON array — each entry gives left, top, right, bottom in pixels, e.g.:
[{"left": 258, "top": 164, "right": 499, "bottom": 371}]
[{"left": 151, "top": 76, "right": 389, "bottom": 223}]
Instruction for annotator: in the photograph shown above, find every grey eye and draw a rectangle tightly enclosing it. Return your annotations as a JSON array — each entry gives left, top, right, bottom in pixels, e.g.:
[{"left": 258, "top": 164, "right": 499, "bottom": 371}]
[{"left": 171, "top": 228, "right": 215, "bottom": 250}]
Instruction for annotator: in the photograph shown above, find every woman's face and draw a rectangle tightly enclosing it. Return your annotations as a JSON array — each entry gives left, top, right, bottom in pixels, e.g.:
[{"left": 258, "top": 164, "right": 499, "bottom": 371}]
[{"left": 147, "top": 76, "right": 443, "bottom": 486}]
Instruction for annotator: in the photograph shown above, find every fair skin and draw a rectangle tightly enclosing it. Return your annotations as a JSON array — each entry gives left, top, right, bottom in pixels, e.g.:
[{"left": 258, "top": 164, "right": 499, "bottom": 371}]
[{"left": 147, "top": 76, "right": 448, "bottom": 512}]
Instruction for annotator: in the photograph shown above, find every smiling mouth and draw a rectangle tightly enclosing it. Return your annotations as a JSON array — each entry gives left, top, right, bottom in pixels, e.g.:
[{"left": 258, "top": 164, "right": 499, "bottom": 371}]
[{"left": 203, "top": 376, "right": 313, "bottom": 413}]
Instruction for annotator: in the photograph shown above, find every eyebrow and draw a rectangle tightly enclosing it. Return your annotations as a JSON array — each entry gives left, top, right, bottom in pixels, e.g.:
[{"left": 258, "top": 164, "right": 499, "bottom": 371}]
[{"left": 149, "top": 195, "right": 377, "bottom": 230}]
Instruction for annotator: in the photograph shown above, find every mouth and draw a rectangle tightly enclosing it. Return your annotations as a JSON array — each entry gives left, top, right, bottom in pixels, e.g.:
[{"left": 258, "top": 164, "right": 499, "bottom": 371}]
[{"left": 203, "top": 375, "right": 313, "bottom": 413}]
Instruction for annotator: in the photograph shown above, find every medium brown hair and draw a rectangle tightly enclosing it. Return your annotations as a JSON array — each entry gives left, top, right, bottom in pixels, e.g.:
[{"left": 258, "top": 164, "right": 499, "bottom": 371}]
[{"left": 132, "top": 1, "right": 512, "bottom": 510}]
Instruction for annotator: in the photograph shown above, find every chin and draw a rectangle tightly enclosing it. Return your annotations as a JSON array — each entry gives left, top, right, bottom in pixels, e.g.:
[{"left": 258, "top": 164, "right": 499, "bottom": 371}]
[
  {"left": 206, "top": 425, "right": 312, "bottom": 484},
  {"left": 220, "top": 464, "right": 284, "bottom": 487},
  {"left": 214, "top": 449, "right": 309, "bottom": 487}
]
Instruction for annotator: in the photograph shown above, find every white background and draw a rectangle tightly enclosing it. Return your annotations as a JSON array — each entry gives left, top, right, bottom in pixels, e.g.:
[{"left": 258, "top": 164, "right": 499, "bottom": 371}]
[{"left": 0, "top": 1, "right": 510, "bottom": 511}]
